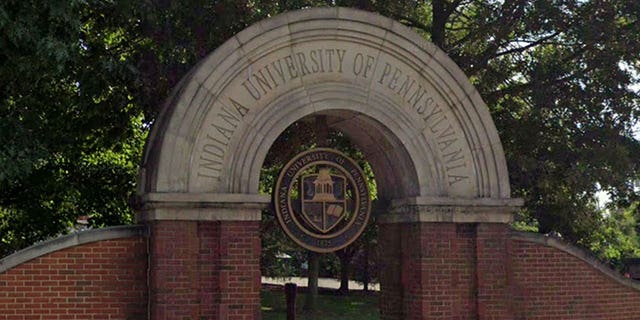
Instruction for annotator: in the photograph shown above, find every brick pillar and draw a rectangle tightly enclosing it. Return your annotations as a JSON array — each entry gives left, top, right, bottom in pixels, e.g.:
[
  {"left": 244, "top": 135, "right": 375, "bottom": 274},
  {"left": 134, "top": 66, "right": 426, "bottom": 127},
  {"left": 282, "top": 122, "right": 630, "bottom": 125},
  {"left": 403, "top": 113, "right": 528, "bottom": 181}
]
[
  {"left": 400, "top": 222, "right": 477, "bottom": 319},
  {"left": 378, "top": 223, "right": 403, "bottom": 320},
  {"left": 380, "top": 197, "right": 520, "bottom": 320},
  {"left": 147, "top": 220, "right": 260, "bottom": 320},
  {"left": 147, "top": 220, "right": 200, "bottom": 319},
  {"left": 476, "top": 223, "right": 512, "bottom": 319},
  {"left": 379, "top": 221, "right": 477, "bottom": 320},
  {"left": 217, "top": 221, "right": 261, "bottom": 319},
  {"left": 138, "top": 193, "right": 267, "bottom": 320}
]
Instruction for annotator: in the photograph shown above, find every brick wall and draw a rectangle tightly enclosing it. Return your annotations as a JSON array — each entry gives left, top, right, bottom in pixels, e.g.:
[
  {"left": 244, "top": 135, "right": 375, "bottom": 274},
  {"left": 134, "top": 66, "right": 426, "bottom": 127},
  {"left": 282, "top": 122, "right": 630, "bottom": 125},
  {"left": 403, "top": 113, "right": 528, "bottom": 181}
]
[
  {"left": 380, "top": 224, "right": 640, "bottom": 320},
  {"left": 4, "top": 222, "right": 640, "bottom": 320},
  {"left": 509, "top": 235, "right": 640, "bottom": 319},
  {"left": 0, "top": 237, "right": 148, "bottom": 320}
]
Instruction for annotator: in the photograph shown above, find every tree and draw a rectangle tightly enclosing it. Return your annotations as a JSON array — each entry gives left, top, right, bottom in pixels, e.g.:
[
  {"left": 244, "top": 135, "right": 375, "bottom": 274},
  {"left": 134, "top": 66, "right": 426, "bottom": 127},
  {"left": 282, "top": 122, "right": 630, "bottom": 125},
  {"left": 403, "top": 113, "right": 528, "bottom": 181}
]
[
  {"left": 590, "top": 201, "right": 640, "bottom": 269},
  {"left": 0, "top": 0, "right": 309, "bottom": 257},
  {"left": 336, "top": 216, "right": 378, "bottom": 295},
  {"left": 0, "top": 0, "right": 146, "bottom": 256}
]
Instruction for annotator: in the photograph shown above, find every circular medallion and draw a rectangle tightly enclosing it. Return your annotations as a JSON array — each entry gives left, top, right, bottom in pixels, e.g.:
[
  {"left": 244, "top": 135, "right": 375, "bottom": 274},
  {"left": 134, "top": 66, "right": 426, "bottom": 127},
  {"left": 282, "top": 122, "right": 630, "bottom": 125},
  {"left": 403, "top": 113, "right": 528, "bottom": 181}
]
[{"left": 274, "top": 148, "right": 371, "bottom": 253}]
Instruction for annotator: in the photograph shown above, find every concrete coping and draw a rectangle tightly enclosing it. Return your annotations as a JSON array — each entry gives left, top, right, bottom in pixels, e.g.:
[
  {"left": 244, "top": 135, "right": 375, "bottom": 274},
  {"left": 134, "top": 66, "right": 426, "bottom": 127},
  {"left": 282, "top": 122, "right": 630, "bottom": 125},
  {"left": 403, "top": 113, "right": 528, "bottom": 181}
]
[
  {"left": 140, "top": 192, "right": 271, "bottom": 208},
  {"left": 136, "top": 193, "right": 270, "bottom": 222},
  {"left": 510, "top": 230, "right": 640, "bottom": 291},
  {"left": 379, "top": 211, "right": 514, "bottom": 224},
  {"left": 0, "top": 225, "right": 148, "bottom": 274},
  {"left": 136, "top": 208, "right": 262, "bottom": 222},
  {"left": 380, "top": 196, "right": 522, "bottom": 223},
  {"left": 391, "top": 196, "right": 524, "bottom": 207}
]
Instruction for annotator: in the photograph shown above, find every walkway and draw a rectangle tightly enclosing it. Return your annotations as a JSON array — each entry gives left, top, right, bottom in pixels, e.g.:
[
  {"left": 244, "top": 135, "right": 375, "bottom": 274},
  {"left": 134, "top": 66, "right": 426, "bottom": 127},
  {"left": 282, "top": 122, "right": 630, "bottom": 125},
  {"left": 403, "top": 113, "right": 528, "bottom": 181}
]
[{"left": 261, "top": 277, "right": 380, "bottom": 291}]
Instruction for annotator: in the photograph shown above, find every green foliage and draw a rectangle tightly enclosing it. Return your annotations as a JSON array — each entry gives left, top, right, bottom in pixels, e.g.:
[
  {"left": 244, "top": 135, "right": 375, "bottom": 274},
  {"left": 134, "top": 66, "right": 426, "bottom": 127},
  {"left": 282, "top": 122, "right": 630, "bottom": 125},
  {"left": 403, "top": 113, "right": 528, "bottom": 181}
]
[
  {"left": 589, "top": 202, "right": 640, "bottom": 269},
  {"left": 0, "top": 0, "right": 145, "bottom": 256}
]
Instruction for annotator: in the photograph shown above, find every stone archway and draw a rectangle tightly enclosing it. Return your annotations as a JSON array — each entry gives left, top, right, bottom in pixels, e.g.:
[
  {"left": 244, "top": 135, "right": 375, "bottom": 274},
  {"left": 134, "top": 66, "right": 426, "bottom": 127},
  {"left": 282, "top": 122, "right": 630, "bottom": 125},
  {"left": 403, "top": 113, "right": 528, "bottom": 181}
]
[{"left": 137, "top": 7, "right": 521, "bottom": 320}]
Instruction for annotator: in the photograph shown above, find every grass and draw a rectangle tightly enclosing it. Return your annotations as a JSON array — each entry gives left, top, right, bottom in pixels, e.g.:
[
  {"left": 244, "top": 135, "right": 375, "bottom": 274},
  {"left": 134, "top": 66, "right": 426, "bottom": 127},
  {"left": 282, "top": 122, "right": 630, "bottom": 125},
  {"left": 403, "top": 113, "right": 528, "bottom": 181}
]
[{"left": 261, "top": 286, "right": 379, "bottom": 320}]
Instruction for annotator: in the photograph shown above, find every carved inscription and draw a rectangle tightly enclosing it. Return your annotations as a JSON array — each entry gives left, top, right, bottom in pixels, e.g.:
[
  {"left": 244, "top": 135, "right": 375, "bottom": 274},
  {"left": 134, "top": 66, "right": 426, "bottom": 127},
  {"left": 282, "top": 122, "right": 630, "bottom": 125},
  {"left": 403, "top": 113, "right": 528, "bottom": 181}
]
[
  {"left": 376, "top": 62, "right": 469, "bottom": 185},
  {"left": 197, "top": 46, "right": 470, "bottom": 186},
  {"left": 198, "top": 98, "right": 249, "bottom": 178},
  {"left": 242, "top": 49, "right": 347, "bottom": 101}
]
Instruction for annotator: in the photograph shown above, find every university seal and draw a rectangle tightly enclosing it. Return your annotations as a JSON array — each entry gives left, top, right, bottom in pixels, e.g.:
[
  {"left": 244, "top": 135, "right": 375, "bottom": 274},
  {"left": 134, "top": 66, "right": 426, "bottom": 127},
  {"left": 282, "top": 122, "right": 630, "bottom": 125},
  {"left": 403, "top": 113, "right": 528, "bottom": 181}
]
[{"left": 274, "top": 148, "right": 371, "bottom": 252}]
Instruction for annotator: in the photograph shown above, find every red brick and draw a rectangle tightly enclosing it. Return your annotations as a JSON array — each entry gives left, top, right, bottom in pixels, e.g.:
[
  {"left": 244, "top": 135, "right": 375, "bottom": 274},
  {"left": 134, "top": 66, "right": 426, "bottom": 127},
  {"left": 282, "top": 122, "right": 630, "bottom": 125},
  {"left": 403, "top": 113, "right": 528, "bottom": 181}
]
[
  {"left": 509, "top": 238, "right": 640, "bottom": 319},
  {"left": 0, "top": 238, "right": 147, "bottom": 320}
]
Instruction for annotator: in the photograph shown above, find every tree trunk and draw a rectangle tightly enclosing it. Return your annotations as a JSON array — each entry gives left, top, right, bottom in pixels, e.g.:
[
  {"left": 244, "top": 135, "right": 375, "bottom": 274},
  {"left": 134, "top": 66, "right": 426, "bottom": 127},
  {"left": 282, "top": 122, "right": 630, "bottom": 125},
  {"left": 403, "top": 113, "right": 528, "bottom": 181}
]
[
  {"left": 431, "top": 0, "right": 446, "bottom": 48},
  {"left": 362, "top": 244, "right": 369, "bottom": 292},
  {"left": 303, "top": 251, "right": 319, "bottom": 311},
  {"left": 338, "top": 254, "right": 351, "bottom": 295}
]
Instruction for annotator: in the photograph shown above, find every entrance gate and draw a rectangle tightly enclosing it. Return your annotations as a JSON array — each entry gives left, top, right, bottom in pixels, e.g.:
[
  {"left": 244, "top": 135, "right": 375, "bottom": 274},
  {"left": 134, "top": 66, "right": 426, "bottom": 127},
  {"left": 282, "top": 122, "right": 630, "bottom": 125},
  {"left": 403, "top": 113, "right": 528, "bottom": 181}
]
[{"left": 137, "top": 7, "right": 521, "bottom": 319}]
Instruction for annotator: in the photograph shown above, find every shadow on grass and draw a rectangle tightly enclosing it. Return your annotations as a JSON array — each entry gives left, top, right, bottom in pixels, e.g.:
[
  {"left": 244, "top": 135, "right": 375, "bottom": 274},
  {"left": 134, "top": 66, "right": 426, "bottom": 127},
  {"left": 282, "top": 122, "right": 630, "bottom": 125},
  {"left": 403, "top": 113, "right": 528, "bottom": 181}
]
[{"left": 261, "top": 285, "right": 379, "bottom": 320}]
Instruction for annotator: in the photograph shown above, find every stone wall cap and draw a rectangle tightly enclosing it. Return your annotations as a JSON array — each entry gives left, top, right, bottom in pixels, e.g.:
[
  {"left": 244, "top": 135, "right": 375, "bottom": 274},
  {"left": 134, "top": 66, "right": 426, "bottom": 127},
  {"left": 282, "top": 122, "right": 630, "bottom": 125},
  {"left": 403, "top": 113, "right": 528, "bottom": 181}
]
[{"left": 0, "top": 225, "right": 148, "bottom": 274}]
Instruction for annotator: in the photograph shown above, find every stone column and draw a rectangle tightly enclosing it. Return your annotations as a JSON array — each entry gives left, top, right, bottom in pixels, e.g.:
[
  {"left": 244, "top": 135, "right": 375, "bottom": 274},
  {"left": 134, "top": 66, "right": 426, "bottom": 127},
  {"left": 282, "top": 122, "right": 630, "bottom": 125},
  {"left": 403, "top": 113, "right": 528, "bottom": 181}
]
[
  {"left": 137, "top": 193, "right": 269, "bottom": 320},
  {"left": 378, "top": 197, "right": 521, "bottom": 320}
]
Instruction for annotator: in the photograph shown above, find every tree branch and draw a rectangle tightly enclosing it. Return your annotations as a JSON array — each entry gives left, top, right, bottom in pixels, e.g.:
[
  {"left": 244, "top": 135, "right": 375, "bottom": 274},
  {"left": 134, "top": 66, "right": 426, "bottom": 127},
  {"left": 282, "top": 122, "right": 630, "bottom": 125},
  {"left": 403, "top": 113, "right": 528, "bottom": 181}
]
[{"left": 493, "top": 31, "right": 562, "bottom": 59}]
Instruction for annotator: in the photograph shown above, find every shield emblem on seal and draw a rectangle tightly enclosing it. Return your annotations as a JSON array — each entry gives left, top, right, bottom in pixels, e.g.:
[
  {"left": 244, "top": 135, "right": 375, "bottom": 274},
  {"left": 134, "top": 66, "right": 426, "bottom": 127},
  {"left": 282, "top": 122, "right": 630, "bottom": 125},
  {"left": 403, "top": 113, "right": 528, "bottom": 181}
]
[{"left": 300, "top": 168, "right": 347, "bottom": 233}]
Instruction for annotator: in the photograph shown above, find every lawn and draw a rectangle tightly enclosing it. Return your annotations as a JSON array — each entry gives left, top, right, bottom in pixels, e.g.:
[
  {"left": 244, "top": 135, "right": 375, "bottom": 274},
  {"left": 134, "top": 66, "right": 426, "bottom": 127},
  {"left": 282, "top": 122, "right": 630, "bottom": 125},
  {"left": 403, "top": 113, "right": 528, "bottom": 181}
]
[{"left": 261, "top": 286, "right": 379, "bottom": 320}]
